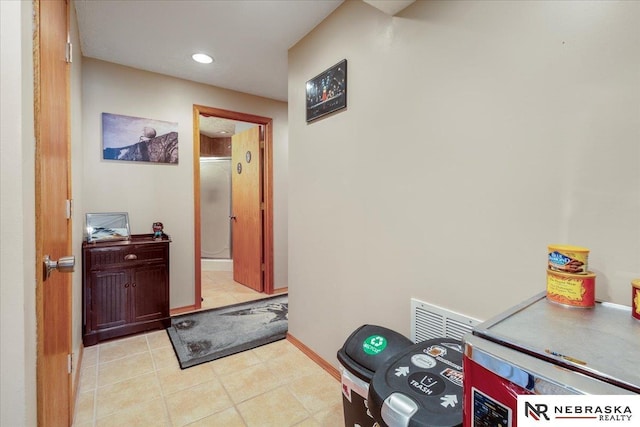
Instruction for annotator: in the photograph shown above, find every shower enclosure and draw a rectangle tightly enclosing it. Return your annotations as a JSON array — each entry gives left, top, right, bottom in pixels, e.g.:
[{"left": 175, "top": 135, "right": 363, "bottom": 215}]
[{"left": 200, "top": 157, "right": 232, "bottom": 270}]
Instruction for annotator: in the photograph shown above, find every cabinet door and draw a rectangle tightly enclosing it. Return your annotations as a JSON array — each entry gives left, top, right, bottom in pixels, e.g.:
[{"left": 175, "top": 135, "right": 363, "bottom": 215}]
[
  {"left": 131, "top": 264, "right": 169, "bottom": 323},
  {"left": 90, "top": 270, "right": 129, "bottom": 330}
]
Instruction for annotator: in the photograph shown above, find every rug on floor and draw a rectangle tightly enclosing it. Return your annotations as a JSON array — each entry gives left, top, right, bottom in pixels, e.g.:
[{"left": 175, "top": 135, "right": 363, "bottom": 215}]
[{"left": 167, "top": 294, "right": 288, "bottom": 369}]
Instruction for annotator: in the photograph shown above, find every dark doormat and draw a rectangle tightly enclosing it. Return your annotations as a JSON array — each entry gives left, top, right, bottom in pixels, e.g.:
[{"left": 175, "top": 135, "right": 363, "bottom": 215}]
[{"left": 167, "top": 294, "right": 288, "bottom": 369}]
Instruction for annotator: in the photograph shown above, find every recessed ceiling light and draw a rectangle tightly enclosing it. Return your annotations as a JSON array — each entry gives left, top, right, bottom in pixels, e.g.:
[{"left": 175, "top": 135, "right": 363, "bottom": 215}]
[{"left": 192, "top": 53, "right": 213, "bottom": 64}]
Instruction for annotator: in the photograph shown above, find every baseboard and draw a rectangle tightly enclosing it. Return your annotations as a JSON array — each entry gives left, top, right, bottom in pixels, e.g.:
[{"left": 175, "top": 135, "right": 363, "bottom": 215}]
[
  {"left": 286, "top": 333, "right": 340, "bottom": 382},
  {"left": 71, "top": 344, "right": 84, "bottom": 421},
  {"left": 170, "top": 304, "right": 198, "bottom": 316}
]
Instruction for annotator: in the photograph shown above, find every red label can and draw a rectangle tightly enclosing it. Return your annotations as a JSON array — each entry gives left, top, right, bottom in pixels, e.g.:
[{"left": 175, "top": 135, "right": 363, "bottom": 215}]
[
  {"left": 632, "top": 279, "right": 640, "bottom": 320},
  {"left": 546, "top": 269, "right": 596, "bottom": 308}
]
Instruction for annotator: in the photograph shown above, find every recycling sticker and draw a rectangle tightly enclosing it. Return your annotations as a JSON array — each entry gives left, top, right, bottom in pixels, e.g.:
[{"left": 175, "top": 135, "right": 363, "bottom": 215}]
[{"left": 363, "top": 335, "right": 388, "bottom": 355}]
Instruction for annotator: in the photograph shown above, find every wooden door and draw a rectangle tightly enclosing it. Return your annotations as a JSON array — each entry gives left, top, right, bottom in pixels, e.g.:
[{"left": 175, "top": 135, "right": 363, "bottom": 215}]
[
  {"left": 34, "top": 0, "right": 73, "bottom": 425},
  {"left": 231, "top": 126, "right": 263, "bottom": 291}
]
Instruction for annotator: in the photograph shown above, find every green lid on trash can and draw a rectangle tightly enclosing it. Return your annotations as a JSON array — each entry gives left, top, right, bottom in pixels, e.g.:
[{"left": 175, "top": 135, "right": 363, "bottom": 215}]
[{"left": 337, "top": 324, "right": 414, "bottom": 382}]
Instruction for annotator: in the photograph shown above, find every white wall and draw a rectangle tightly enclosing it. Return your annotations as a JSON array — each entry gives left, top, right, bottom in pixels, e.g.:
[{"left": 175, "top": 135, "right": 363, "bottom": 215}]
[
  {"left": 288, "top": 0, "right": 640, "bottom": 367},
  {"left": 0, "top": 1, "right": 37, "bottom": 425},
  {"left": 81, "top": 59, "right": 288, "bottom": 308}
]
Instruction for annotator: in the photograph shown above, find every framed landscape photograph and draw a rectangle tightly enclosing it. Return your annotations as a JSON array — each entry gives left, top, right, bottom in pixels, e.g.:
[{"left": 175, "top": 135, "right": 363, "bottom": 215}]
[
  {"left": 85, "top": 212, "right": 131, "bottom": 243},
  {"left": 306, "top": 59, "right": 347, "bottom": 122},
  {"left": 102, "top": 112, "right": 179, "bottom": 164}
]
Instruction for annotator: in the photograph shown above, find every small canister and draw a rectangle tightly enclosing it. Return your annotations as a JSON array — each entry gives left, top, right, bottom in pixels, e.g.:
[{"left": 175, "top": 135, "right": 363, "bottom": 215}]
[
  {"left": 548, "top": 244, "right": 589, "bottom": 274},
  {"left": 632, "top": 279, "right": 640, "bottom": 321},
  {"left": 546, "top": 269, "right": 596, "bottom": 308}
]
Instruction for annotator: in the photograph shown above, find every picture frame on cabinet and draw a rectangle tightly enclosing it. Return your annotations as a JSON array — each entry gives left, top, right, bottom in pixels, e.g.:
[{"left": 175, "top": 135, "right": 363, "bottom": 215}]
[{"left": 85, "top": 212, "right": 131, "bottom": 243}]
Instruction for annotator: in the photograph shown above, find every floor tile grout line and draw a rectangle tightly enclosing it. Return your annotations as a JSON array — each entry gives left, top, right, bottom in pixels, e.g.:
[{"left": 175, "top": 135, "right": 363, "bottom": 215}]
[
  {"left": 275, "top": 383, "right": 316, "bottom": 427},
  {"left": 96, "top": 351, "right": 150, "bottom": 364},
  {"left": 282, "top": 377, "right": 328, "bottom": 420},
  {"left": 241, "top": 347, "right": 322, "bottom": 427},
  {"left": 97, "top": 338, "right": 152, "bottom": 365},
  {"left": 144, "top": 333, "right": 172, "bottom": 426},
  {"left": 285, "top": 373, "right": 344, "bottom": 425},
  {"left": 91, "top": 345, "right": 99, "bottom": 427},
  {"left": 209, "top": 357, "right": 252, "bottom": 426},
  {"left": 91, "top": 342, "right": 165, "bottom": 423},
  {"left": 265, "top": 342, "right": 343, "bottom": 423},
  {"left": 165, "top": 358, "right": 246, "bottom": 427},
  {"left": 93, "top": 366, "right": 157, "bottom": 391}
]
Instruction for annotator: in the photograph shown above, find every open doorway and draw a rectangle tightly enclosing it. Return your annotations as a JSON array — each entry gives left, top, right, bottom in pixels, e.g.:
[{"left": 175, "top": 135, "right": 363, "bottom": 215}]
[
  {"left": 193, "top": 105, "right": 274, "bottom": 311},
  {"left": 199, "top": 119, "right": 255, "bottom": 268}
]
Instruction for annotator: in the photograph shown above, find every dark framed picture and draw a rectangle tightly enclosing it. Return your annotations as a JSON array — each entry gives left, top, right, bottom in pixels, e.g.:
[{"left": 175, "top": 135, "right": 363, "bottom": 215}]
[{"left": 306, "top": 59, "right": 347, "bottom": 122}]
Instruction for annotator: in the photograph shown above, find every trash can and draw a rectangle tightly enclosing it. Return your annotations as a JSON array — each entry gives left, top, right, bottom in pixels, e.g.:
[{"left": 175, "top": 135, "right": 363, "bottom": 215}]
[
  {"left": 368, "top": 338, "right": 464, "bottom": 427},
  {"left": 337, "top": 324, "right": 414, "bottom": 427}
]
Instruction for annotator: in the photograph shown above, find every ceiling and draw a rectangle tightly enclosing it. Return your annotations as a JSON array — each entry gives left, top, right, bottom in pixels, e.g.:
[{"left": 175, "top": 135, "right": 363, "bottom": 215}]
[
  {"left": 74, "top": 0, "right": 345, "bottom": 103},
  {"left": 73, "top": 0, "right": 414, "bottom": 136}
]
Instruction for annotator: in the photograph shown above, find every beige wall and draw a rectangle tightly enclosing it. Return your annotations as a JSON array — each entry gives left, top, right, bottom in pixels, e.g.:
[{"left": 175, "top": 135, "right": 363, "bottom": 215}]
[
  {"left": 0, "top": 1, "right": 37, "bottom": 425},
  {"left": 288, "top": 0, "right": 640, "bottom": 367},
  {"left": 81, "top": 59, "right": 289, "bottom": 308}
]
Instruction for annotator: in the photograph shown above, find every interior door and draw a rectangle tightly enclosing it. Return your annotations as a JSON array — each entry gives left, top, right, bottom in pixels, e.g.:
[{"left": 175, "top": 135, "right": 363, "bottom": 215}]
[
  {"left": 35, "top": 0, "right": 73, "bottom": 425},
  {"left": 231, "top": 126, "right": 263, "bottom": 292}
]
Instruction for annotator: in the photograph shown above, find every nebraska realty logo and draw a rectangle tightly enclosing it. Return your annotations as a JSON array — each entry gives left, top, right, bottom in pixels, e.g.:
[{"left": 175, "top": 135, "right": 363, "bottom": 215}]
[{"left": 518, "top": 395, "right": 640, "bottom": 426}]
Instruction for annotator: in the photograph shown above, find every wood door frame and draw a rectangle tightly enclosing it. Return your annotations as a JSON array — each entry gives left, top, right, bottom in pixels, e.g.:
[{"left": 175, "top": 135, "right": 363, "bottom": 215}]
[{"left": 193, "top": 105, "right": 274, "bottom": 309}]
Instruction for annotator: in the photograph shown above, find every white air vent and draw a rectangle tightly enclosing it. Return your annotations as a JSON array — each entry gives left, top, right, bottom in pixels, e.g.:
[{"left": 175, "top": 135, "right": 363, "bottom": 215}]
[{"left": 411, "top": 298, "right": 480, "bottom": 343}]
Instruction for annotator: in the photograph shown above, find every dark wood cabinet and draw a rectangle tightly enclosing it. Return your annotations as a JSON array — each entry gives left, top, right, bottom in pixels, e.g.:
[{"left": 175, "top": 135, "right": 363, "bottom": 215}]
[{"left": 82, "top": 234, "right": 170, "bottom": 346}]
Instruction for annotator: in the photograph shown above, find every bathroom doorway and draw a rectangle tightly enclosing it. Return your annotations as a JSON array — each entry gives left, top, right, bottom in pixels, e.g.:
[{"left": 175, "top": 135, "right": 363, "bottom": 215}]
[
  {"left": 193, "top": 105, "right": 274, "bottom": 310},
  {"left": 199, "top": 121, "right": 256, "bottom": 267}
]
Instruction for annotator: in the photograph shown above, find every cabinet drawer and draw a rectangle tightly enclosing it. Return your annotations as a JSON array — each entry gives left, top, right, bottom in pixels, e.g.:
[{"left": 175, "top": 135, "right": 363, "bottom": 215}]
[{"left": 87, "top": 245, "right": 167, "bottom": 269}]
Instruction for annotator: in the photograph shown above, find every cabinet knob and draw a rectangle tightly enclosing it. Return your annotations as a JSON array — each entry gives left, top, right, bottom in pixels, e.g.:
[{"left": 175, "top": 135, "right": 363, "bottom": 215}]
[
  {"left": 124, "top": 283, "right": 130, "bottom": 288},
  {"left": 124, "top": 254, "right": 138, "bottom": 260}
]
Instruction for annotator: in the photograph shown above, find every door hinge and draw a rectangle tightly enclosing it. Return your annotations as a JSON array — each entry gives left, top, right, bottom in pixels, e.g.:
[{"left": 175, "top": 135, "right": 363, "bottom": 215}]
[
  {"left": 65, "top": 42, "right": 72, "bottom": 63},
  {"left": 261, "top": 263, "right": 265, "bottom": 271},
  {"left": 259, "top": 140, "right": 265, "bottom": 149},
  {"left": 260, "top": 202, "right": 265, "bottom": 211},
  {"left": 66, "top": 199, "right": 73, "bottom": 219},
  {"left": 67, "top": 353, "right": 73, "bottom": 374}
]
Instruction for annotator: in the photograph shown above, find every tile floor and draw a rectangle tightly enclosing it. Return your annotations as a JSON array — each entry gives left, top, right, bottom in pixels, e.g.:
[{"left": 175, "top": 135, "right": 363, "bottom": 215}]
[
  {"left": 73, "top": 271, "right": 343, "bottom": 427},
  {"left": 199, "top": 270, "right": 281, "bottom": 311}
]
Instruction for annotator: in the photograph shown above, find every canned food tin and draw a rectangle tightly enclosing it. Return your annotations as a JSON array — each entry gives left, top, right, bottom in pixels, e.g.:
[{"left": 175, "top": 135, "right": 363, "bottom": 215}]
[
  {"left": 632, "top": 279, "right": 640, "bottom": 321},
  {"left": 546, "top": 269, "right": 596, "bottom": 308},
  {"left": 548, "top": 244, "right": 589, "bottom": 274}
]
